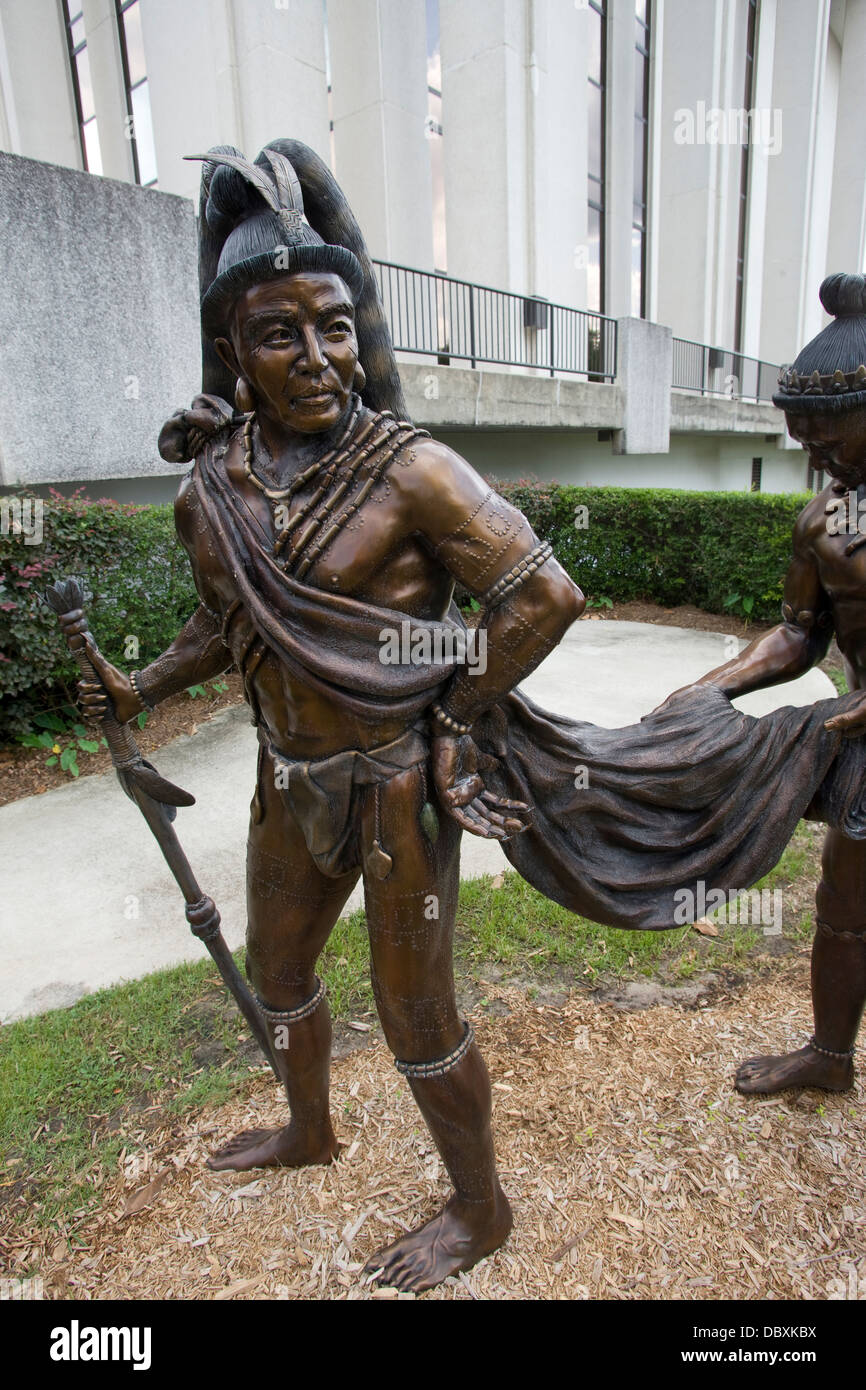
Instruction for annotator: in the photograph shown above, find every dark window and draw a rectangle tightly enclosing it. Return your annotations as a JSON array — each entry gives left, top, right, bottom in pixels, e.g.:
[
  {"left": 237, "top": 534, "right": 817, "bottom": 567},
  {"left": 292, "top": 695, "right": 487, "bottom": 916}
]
[
  {"left": 426, "top": 0, "right": 447, "bottom": 271},
  {"left": 734, "top": 0, "right": 758, "bottom": 352},
  {"left": 631, "top": 0, "right": 651, "bottom": 318},
  {"left": 115, "top": 0, "right": 157, "bottom": 185},
  {"left": 62, "top": 2, "right": 102, "bottom": 173},
  {"left": 751, "top": 457, "right": 762, "bottom": 492},
  {"left": 587, "top": 1, "right": 607, "bottom": 314}
]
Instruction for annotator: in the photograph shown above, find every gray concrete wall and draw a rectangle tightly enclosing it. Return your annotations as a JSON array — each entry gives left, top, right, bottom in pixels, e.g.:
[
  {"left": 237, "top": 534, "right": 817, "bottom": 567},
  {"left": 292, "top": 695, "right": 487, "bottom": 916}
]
[{"left": 0, "top": 150, "right": 199, "bottom": 486}]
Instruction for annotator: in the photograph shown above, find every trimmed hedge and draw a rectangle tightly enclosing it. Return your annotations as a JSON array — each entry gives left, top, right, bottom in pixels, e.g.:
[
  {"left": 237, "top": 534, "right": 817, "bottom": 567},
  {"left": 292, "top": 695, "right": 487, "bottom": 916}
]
[
  {"left": 0, "top": 480, "right": 808, "bottom": 743},
  {"left": 492, "top": 477, "right": 807, "bottom": 621},
  {"left": 0, "top": 491, "right": 197, "bottom": 741}
]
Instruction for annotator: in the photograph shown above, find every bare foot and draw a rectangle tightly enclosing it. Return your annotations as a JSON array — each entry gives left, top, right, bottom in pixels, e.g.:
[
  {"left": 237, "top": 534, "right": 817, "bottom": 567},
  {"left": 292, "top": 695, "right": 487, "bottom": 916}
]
[
  {"left": 364, "top": 1188, "right": 513, "bottom": 1293},
  {"left": 735, "top": 1044, "right": 854, "bottom": 1096},
  {"left": 207, "top": 1123, "right": 339, "bottom": 1172}
]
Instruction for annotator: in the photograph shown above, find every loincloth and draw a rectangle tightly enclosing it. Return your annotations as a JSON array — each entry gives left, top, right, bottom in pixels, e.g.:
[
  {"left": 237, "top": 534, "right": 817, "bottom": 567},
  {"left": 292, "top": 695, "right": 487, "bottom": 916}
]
[{"left": 268, "top": 725, "right": 429, "bottom": 877}]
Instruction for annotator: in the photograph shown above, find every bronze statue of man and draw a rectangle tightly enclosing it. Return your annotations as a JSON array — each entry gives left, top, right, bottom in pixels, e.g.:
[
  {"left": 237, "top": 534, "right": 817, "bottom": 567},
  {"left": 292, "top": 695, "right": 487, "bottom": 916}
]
[
  {"left": 71, "top": 140, "right": 585, "bottom": 1293},
  {"left": 66, "top": 140, "right": 866, "bottom": 1292},
  {"left": 661, "top": 273, "right": 866, "bottom": 1096}
]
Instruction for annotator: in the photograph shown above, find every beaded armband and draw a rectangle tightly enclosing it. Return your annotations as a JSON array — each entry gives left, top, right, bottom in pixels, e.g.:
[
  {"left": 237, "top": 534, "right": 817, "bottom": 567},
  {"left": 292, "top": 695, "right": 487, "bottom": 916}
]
[{"left": 481, "top": 541, "right": 553, "bottom": 608}]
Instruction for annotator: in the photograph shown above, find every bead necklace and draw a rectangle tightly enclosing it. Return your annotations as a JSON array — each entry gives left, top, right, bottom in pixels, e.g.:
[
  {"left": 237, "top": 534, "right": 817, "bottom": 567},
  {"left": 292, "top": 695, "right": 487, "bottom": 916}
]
[
  {"left": 290, "top": 419, "right": 427, "bottom": 580},
  {"left": 242, "top": 393, "right": 361, "bottom": 503},
  {"left": 241, "top": 395, "right": 429, "bottom": 579}
]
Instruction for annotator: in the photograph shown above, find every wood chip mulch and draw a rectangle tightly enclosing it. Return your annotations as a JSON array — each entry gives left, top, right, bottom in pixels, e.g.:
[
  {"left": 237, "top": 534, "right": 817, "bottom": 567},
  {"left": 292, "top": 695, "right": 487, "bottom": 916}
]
[{"left": 5, "top": 955, "right": 864, "bottom": 1301}]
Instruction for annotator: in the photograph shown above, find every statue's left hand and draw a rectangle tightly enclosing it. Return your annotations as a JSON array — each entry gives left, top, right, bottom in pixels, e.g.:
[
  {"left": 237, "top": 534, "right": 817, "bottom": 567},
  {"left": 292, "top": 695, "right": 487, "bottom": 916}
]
[
  {"left": 825, "top": 691, "right": 866, "bottom": 737},
  {"left": 431, "top": 733, "right": 531, "bottom": 839}
]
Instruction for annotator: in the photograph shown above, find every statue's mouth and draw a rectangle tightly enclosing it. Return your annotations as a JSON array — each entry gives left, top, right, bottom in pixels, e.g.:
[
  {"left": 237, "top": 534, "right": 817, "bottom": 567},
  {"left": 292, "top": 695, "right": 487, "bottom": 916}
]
[{"left": 292, "top": 390, "right": 335, "bottom": 407}]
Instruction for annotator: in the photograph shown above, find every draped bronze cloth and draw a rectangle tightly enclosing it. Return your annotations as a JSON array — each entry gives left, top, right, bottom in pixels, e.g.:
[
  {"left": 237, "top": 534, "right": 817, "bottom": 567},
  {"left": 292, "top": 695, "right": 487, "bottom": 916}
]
[{"left": 191, "top": 440, "right": 866, "bottom": 930}]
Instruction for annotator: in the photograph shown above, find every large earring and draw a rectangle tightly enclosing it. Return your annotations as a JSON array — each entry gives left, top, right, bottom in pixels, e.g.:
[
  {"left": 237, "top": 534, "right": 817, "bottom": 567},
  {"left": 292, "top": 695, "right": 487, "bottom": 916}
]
[
  {"left": 235, "top": 378, "right": 255, "bottom": 413},
  {"left": 352, "top": 362, "right": 366, "bottom": 394}
]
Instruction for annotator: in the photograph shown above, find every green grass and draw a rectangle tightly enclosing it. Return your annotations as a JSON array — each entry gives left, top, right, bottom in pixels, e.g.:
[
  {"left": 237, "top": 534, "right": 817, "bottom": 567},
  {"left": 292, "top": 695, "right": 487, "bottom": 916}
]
[
  {"left": 1, "top": 829, "right": 823, "bottom": 1234},
  {"left": 824, "top": 664, "right": 849, "bottom": 696}
]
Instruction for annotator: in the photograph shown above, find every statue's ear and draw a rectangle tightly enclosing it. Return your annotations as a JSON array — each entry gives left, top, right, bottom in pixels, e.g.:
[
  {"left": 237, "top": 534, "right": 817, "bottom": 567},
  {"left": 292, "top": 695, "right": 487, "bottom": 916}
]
[{"left": 214, "top": 336, "right": 241, "bottom": 379}]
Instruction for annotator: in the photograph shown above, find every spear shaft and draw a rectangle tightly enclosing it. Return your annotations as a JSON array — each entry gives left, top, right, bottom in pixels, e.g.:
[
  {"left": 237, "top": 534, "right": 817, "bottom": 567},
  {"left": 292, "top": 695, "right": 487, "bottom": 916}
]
[{"left": 44, "top": 578, "right": 278, "bottom": 1078}]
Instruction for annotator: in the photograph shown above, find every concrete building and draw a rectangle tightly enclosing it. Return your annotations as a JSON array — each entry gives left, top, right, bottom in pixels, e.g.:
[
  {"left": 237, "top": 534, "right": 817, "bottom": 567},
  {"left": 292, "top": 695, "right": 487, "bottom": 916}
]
[{"left": 1, "top": 0, "right": 865, "bottom": 498}]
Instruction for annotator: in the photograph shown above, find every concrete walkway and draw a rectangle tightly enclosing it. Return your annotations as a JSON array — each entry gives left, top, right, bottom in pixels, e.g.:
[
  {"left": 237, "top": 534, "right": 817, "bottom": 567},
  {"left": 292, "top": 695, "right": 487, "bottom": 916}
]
[{"left": 0, "top": 620, "right": 836, "bottom": 1021}]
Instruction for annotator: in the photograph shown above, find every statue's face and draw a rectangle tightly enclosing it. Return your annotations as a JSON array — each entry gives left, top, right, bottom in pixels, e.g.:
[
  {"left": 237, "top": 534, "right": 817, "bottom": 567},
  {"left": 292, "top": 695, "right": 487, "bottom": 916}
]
[
  {"left": 786, "top": 409, "right": 866, "bottom": 488},
  {"left": 223, "top": 273, "right": 358, "bottom": 434}
]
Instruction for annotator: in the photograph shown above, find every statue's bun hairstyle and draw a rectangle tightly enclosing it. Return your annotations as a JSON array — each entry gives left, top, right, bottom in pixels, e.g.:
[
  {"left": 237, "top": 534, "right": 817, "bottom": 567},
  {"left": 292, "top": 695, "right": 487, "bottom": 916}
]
[
  {"left": 819, "top": 273, "right": 866, "bottom": 319},
  {"left": 773, "top": 273, "right": 866, "bottom": 414}
]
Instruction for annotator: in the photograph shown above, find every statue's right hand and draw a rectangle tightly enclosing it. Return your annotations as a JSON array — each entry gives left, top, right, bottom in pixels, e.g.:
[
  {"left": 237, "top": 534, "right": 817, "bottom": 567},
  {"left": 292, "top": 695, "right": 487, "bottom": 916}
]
[
  {"left": 158, "top": 395, "right": 234, "bottom": 463},
  {"left": 75, "top": 638, "right": 143, "bottom": 726}
]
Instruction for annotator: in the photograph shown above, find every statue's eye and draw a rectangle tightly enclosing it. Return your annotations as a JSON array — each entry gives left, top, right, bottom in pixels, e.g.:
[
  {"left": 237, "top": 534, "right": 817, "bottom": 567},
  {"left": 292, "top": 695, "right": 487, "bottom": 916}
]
[
  {"left": 325, "top": 320, "right": 352, "bottom": 337},
  {"left": 265, "top": 324, "right": 297, "bottom": 345}
]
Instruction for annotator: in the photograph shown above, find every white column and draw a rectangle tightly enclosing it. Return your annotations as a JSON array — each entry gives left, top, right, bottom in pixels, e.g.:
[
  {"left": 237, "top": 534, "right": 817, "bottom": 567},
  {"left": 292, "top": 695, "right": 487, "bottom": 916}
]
[
  {"left": 328, "top": 0, "right": 433, "bottom": 267},
  {"left": 230, "top": 0, "right": 330, "bottom": 165},
  {"left": 605, "top": 0, "right": 637, "bottom": 320},
  {"left": 758, "top": 0, "right": 830, "bottom": 365},
  {"left": 81, "top": 0, "right": 135, "bottom": 180},
  {"left": 826, "top": 0, "right": 866, "bottom": 279},
  {"left": 439, "top": 0, "right": 528, "bottom": 291},
  {"left": 138, "top": 0, "right": 241, "bottom": 201},
  {"left": 0, "top": 0, "right": 81, "bottom": 169},
  {"left": 644, "top": 0, "right": 665, "bottom": 324},
  {"left": 525, "top": 0, "right": 587, "bottom": 308},
  {"left": 139, "top": 0, "right": 330, "bottom": 201},
  {"left": 738, "top": 0, "right": 777, "bottom": 358},
  {"left": 655, "top": 0, "right": 737, "bottom": 344},
  {"left": 705, "top": 0, "right": 748, "bottom": 353}
]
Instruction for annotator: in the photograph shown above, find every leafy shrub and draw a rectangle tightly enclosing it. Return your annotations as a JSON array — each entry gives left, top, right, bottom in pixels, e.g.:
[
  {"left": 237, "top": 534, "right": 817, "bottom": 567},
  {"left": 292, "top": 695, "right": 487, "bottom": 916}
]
[
  {"left": 0, "top": 489, "right": 196, "bottom": 741},
  {"left": 491, "top": 478, "right": 807, "bottom": 623}
]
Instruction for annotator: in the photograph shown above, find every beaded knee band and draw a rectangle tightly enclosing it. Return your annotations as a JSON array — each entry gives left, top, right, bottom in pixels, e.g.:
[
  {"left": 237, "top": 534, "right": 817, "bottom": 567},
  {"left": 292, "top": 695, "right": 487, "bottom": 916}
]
[
  {"left": 809, "top": 1035, "right": 855, "bottom": 1060},
  {"left": 817, "top": 918, "right": 866, "bottom": 945},
  {"left": 255, "top": 977, "right": 326, "bottom": 1026},
  {"left": 482, "top": 541, "right": 553, "bottom": 608},
  {"left": 395, "top": 1021, "right": 475, "bottom": 1079}
]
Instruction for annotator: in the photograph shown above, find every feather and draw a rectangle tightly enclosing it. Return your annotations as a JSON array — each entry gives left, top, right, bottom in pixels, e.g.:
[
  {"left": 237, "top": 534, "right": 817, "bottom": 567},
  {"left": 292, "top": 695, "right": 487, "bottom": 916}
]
[
  {"left": 185, "top": 151, "right": 280, "bottom": 214},
  {"left": 260, "top": 147, "right": 304, "bottom": 214}
]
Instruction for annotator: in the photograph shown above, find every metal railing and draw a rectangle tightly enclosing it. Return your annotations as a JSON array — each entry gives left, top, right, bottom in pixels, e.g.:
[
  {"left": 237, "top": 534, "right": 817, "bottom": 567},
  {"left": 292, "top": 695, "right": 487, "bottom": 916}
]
[
  {"left": 373, "top": 260, "right": 617, "bottom": 381},
  {"left": 671, "top": 336, "right": 779, "bottom": 403}
]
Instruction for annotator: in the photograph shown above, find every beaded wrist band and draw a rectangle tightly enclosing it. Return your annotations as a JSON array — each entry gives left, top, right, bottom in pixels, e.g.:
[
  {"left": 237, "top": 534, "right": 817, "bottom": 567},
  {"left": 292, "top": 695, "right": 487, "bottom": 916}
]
[
  {"left": 809, "top": 1035, "right": 855, "bottom": 1060},
  {"left": 129, "top": 671, "right": 154, "bottom": 713},
  {"left": 482, "top": 541, "right": 553, "bottom": 608},
  {"left": 395, "top": 1021, "right": 475, "bottom": 1079},
  {"left": 255, "top": 977, "right": 326, "bottom": 1026},
  {"left": 431, "top": 703, "right": 472, "bottom": 736}
]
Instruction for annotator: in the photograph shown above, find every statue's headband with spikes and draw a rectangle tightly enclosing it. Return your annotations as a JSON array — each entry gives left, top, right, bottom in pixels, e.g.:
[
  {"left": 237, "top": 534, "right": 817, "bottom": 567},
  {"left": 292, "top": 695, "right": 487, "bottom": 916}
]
[
  {"left": 187, "top": 146, "right": 364, "bottom": 340},
  {"left": 773, "top": 272, "right": 866, "bottom": 415}
]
